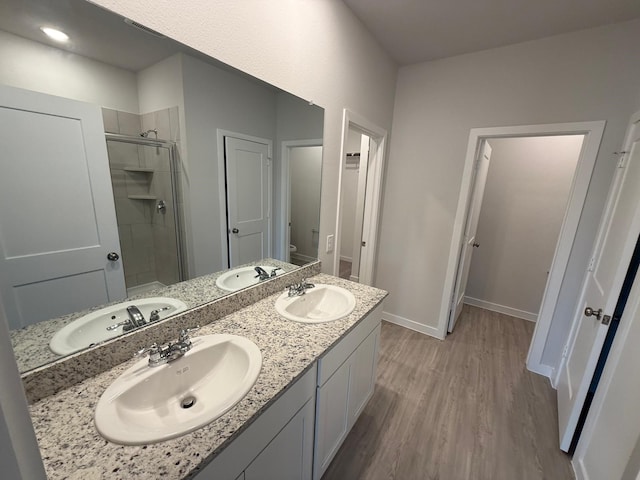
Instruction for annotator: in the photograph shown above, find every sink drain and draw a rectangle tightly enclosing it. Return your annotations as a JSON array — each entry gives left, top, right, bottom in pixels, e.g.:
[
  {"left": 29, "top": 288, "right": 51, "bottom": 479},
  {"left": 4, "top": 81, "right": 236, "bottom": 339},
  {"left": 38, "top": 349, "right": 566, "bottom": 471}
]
[{"left": 181, "top": 396, "right": 196, "bottom": 409}]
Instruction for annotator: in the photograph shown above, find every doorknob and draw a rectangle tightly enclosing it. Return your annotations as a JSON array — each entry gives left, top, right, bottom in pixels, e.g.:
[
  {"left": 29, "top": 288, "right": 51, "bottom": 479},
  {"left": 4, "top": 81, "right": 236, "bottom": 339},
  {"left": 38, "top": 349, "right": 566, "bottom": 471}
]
[
  {"left": 472, "top": 242, "right": 480, "bottom": 248},
  {"left": 584, "top": 307, "right": 612, "bottom": 325},
  {"left": 231, "top": 228, "right": 239, "bottom": 234},
  {"left": 107, "top": 252, "right": 120, "bottom": 261},
  {"left": 584, "top": 307, "right": 602, "bottom": 320}
]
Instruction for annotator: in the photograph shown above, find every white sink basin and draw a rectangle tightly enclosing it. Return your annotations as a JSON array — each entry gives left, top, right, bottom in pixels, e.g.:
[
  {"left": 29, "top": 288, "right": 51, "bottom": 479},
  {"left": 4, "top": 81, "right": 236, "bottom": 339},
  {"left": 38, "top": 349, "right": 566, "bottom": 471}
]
[
  {"left": 49, "top": 297, "right": 188, "bottom": 355},
  {"left": 216, "top": 265, "right": 283, "bottom": 292},
  {"left": 275, "top": 284, "right": 356, "bottom": 323},
  {"left": 95, "top": 334, "right": 262, "bottom": 445}
]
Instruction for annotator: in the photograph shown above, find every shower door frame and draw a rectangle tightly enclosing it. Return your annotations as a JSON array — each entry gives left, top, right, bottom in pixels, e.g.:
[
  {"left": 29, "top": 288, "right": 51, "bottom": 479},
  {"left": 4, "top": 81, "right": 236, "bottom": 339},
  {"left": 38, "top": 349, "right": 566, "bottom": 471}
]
[{"left": 105, "top": 133, "right": 187, "bottom": 284}]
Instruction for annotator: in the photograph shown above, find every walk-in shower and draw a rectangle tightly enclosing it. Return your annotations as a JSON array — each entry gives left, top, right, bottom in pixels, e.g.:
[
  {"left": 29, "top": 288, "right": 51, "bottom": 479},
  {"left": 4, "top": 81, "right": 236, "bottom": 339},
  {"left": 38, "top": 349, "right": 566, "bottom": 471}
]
[{"left": 105, "top": 133, "right": 185, "bottom": 296}]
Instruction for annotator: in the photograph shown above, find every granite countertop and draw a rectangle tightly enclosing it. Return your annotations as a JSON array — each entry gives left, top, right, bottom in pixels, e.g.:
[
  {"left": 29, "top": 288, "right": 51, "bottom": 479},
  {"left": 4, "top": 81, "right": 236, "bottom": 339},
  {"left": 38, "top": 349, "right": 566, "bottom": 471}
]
[
  {"left": 12, "top": 259, "right": 294, "bottom": 373},
  {"left": 29, "top": 274, "right": 387, "bottom": 480}
]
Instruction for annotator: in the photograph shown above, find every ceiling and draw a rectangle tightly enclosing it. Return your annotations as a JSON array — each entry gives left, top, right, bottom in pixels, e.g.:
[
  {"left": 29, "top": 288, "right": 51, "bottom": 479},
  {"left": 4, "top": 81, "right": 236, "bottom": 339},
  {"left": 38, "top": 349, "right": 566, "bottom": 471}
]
[
  {"left": 0, "top": 0, "right": 203, "bottom": 72},
  {"left": 343, "top": 0, "right": 640, "bottom": 65}
]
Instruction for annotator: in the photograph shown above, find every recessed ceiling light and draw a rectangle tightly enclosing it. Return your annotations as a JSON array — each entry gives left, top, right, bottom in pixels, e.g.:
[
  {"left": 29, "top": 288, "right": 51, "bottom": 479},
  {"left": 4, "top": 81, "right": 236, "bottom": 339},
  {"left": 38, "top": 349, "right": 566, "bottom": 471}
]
[{"left": 40, "top": 27, "right": 69, "bottom": 43}]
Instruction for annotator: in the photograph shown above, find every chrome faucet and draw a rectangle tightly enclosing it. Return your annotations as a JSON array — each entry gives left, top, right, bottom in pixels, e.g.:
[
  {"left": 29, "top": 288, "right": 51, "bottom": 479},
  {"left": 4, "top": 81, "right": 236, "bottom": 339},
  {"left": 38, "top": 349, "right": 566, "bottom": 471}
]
[
  {"left": 106, "top": 305, "right": 146, "bottom": 332},
  {"left": 127, "top": 305, "right": 146, "bottom": 327},
  {"left": 287, "top": 279, "right": 315, "bottom": 297},
  {"left": 135, "top": 326, "right": 200, "bottom": 367},
  {"left": 254, "top": 266, "right": 270, "bottom": 281}
]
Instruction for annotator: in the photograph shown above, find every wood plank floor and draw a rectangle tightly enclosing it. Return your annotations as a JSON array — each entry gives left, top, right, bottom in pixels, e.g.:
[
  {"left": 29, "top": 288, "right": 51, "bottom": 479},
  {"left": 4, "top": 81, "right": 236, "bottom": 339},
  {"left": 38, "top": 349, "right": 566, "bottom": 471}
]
[{"left": 322, "top": 305, "right": 574, "bottom": 480}]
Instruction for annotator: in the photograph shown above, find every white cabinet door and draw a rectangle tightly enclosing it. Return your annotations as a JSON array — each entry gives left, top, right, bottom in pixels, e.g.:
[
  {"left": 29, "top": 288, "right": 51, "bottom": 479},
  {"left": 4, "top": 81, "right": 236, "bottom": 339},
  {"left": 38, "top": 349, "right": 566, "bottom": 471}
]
[
  {"left": 314, "top": 324, "right": 381, "bottom": 480},
  {"left": 348, "top": 324, "right": 381, "bottom": 421},
  {"left": 245, "top": 398, "right": 314, "bottom": 480},
  {"left": 313, "top": 358, "right": 350, "bottom": 480},
  {"left": 0, "top": 85, "right": 125, "bottom": 329}
]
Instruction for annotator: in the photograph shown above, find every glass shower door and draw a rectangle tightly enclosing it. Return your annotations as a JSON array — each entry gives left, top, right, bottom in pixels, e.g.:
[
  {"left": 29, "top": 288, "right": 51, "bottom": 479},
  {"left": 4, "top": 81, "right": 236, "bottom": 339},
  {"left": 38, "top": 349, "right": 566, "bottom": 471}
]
[{"left": 105, "top": 136, "right": 184, "bottom": 296}]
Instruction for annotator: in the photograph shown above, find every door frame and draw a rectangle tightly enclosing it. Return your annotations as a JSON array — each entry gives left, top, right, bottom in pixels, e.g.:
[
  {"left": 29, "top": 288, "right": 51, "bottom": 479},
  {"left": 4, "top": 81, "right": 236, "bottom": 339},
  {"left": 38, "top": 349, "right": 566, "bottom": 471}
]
[
  {"left": 438, "top": 121, "right": 605, "bottom": 376},
  {"left": 333, "top": 109, "right": 387, "bottom": 285},
  {"left": 216, "top": 129, "right": 273, "bottom": 269},
  {"left": 279, "top": 139, "right": 323, "bottom": 262}
]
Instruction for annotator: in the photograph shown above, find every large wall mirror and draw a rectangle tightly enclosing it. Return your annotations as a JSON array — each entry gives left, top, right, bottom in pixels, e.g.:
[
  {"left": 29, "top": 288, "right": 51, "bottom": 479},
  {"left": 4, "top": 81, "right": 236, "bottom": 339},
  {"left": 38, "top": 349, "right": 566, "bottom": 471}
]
[{"left": 0, "top": 0, "right": 324, "bottom": 373}]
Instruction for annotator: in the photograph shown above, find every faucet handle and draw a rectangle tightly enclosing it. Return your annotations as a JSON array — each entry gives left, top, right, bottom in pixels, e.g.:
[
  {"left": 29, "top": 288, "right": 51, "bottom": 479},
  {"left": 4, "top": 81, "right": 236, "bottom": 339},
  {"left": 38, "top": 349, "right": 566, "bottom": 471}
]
[
  {"left": 134, "top": 343, "right": 159, "bottom": 358},
  {"left": 270, "top": 267, "right": 283, "bottom": 277},
  {"left": 179, "top": 326, "right": 200, "bottom": 342}
]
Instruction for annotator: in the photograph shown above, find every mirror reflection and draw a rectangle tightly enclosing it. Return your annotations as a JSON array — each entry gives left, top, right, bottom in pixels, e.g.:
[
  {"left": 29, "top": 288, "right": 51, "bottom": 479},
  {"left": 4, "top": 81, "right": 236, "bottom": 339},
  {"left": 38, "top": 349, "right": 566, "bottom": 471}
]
[{"left": 0, "top": 0, "right": 324, "bottom": 373}]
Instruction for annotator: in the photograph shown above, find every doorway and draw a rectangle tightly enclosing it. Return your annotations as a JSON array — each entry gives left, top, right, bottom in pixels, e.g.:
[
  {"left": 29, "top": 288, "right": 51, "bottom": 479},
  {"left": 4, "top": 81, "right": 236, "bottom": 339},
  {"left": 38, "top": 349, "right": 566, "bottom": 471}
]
[
  {"left": 338, "top": 127, "right": 370, "bottom": 281},
  {"left": 449, "top": 135, "right": 585, "bottom": 332},
  {"left": 440, "top": 122, "right": 606, "bottom": 374},
  {"left": 280, "top": 139, "right": 323, "bottom": 266},
  {"left": 334, "top": 109, "right": 388, "bottom": 286}
]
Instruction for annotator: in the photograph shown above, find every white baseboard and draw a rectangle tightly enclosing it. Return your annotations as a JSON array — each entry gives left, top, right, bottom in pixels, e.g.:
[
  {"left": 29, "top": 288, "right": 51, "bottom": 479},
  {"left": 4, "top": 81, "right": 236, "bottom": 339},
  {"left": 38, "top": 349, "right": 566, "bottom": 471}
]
[
  {"left": 340, "top": 255, "right": 352, "bottom": 262},
  {"left": 526, "top": 361, "right": 554, "bottom": 382},
  {"left": 349, "top": 275, "right": 359, "bottom": 282},
  {"left": 383, "top": 311, "right": 444, "bottom": 339},
  {"left": 464, "top": 296, "right": 538, "bottom": 322}
]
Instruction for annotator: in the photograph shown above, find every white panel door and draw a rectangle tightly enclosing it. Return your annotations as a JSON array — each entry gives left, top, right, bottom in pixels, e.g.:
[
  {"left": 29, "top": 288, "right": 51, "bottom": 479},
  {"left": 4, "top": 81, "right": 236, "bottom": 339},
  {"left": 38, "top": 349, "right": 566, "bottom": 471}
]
[
  {"left": 225, "top": 136, "right": 270, "bottom": 267},
  {"left": 557, "top": 115, "right": 640, "bottom": 451},
  {"left": 448, "top": 140, "right": 492, "bottom": 332},
  {"left": 0, "top": 85, "right": 125, "bottom": 329}
]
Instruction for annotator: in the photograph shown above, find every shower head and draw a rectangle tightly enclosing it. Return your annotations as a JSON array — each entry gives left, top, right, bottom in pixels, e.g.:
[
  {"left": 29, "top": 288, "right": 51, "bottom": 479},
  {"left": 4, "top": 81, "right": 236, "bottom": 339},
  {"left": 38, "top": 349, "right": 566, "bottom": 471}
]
[{"left": 140, "top": 129, "right": 158, "bottom": 138}]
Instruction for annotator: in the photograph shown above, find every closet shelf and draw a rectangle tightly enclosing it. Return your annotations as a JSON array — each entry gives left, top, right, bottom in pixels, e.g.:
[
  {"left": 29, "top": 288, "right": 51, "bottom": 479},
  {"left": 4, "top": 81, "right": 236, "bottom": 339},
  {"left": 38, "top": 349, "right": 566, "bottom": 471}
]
[{"left": 124, "top": 167, "right": 155, "bottom": 173}]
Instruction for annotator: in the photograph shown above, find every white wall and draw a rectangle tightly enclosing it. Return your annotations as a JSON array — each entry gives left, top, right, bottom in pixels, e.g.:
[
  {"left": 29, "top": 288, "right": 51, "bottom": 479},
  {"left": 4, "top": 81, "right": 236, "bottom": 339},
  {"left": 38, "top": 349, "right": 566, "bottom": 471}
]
[
  {"left": 466, "top": 135, "right": 583, "bottom": 317},
  {"left": 0, "top": 30, "right": 138, "bottom": 112},
  {"left": 378, "top": 19, "right": 640, "bottom": 365},
  {"left": 339, "top": 128, "right": 364, "bottom": 261},
  {"left": 91, "top": 0, "right": 398, "bottom": 273},
  {"left": 290, "top": 146, "right": 323, "bottom": 259}
]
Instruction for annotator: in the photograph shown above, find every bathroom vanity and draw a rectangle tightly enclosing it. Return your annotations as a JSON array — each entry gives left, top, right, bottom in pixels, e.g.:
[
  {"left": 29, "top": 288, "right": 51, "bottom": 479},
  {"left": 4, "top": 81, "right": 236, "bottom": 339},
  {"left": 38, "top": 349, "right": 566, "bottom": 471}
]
[{"left": 27, "top": 272, "right": 387, "bottom": 479}]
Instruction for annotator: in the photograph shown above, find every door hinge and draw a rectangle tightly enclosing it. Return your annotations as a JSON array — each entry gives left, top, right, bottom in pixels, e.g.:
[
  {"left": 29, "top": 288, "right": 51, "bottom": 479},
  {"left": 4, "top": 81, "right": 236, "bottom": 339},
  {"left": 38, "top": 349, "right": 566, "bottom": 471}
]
[
  {"left": 587, "top": 256, "right": 596, "bottom": 272},
  {"left": 562, "top": 342, "right": 569, "bottom": 358}
]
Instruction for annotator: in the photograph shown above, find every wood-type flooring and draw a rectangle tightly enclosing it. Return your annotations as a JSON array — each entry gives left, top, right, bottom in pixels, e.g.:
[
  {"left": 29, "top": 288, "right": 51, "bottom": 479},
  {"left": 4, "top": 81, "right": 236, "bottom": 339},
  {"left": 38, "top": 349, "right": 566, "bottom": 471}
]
[{"left": 322, "top": 305, "right": 574, "bottom": 480}]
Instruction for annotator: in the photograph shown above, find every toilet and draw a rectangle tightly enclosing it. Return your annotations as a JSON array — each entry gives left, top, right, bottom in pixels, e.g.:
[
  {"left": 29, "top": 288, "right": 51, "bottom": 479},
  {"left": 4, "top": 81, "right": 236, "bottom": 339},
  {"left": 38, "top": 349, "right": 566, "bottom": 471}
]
[{"left": 289, "top": 244, "right": 297, "bottom": 254}]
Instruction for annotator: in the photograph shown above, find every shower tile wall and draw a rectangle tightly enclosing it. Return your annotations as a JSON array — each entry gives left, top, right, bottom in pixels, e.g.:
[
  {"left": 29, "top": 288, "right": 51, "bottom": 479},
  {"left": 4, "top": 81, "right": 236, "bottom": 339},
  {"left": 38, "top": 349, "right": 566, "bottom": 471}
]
[{"left": 102, "top": 107, "right": 183, "bottom": 291}]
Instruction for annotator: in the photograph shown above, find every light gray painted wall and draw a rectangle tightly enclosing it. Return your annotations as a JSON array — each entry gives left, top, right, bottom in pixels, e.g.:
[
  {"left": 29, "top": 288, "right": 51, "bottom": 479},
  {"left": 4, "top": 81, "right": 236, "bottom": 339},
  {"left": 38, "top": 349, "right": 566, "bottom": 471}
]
[
  {"left": 378, "top": 18, "right": 640, "bottom": 368},
  {"left": 466, "top": 136, "right": 583, "bottom": 316},
  {"left": 181, "top": 53, "right": 278, "bottom": 276},
  {"left": 0, "top": 30, "right": 138, "bottom": 112}
]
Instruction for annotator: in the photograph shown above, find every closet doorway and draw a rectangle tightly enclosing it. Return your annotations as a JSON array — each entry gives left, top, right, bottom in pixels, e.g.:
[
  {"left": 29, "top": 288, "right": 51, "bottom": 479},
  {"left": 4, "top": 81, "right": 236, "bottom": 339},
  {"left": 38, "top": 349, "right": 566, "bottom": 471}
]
[
  {"left": 441, "top": 122, "right": 605, "bottom": 378},
  {"left": 449, "top": 135, "right": 584, "bottom": 331}
]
